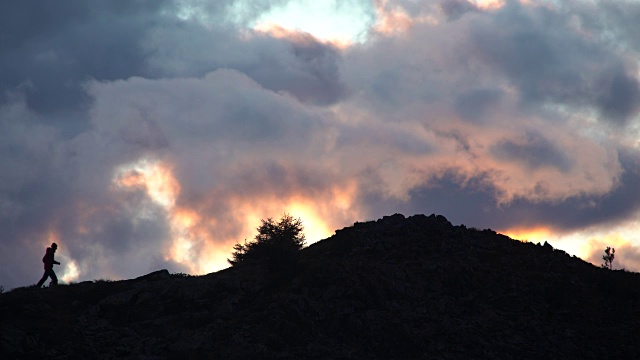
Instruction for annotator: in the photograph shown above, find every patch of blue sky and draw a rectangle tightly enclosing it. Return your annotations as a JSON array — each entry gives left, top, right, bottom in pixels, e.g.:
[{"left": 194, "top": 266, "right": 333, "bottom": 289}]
[{"left": 252, "top": 0, "right": 376, "bottom": 43}]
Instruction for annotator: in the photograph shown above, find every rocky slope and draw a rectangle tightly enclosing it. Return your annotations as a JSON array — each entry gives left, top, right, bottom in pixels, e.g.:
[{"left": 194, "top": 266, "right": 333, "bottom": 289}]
[{"left": 2, "top": 213, "right": 640, "bottom": 359}]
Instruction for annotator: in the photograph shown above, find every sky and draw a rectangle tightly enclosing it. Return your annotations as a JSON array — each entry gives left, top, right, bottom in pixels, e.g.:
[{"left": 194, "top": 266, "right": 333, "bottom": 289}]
[{"left": 2, "top": 0, "right": 640, "bottom": 290}]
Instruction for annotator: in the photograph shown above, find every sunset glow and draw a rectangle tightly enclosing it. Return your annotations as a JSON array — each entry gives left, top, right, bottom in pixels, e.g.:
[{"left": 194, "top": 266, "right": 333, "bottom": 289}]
[
  {"left": 501, "top": 220, "right": 640, "bottom": 270},
  {"left": 60, "top": 260, "right": 80, "bottom": 284},
  {"left": 113, "top": 159, "right": 216, "bottom": 274},
  {"left": 114, "top": 159, "right": 180, "bottom": 209},
  {"left": 254, "top": 24, "right": 353, "bottom": 49},
  {"left": 111, "top": 157, "right": 362, "bottom": 276},
  {"left": 45, "top": 229, "right": 61, "bottom": 249},
  {"left": 501, "top": 226, "right": 555, "bottom": 244},
  {"left": 5, "top": 1, "right": 640, "bottom": 290}
]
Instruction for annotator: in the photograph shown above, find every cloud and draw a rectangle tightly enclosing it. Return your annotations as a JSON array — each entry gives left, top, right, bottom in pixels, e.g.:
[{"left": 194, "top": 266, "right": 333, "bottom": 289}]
[
  {"left": 0, "top": 1, "right": 182, "bottom": 115},
  {"left": 145, "top": 24, "right": 348, "bottom": 106},
  {"left": 3, "top": 0, "right": 640, "bottom": 290},
  {"left": 491, "top": 131, "right": 573, "bottom": 172},
  {"left": 440, "top": 0, "right": 479, "bottom": 21}
]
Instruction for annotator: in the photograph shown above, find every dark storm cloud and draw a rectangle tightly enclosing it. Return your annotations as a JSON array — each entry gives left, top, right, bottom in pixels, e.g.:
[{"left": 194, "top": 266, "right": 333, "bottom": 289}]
[
  {"left": 466, "top": 1, "right": 640, "bottom": 124},
  {"left": 146, "top": 26, "right": 348, "bottom": 106},
  {"left": 255, "top": 34, "right": 347, "bottom": 105},
  {"left": 0, "top": 1, "right": 180, "bottom": 116},
  {"left": 439, "top": 0, "right": 478, "bottom": 21},
  {"left": 491, "top": 131, "right": 573, "bottom": 172},
  {"left": 522, "top": 149, "right": 640, "bottom": 231},
  {"left": 594, "top": 69, "right": 640, "bottom": 123},
  {"left": 573, "top": 1, "right": 640, "bottom": 54},
  {"left": 86, "top": 69, "right": 320, "bottom": 155},
  {"left": 386, "top": 149, "right": 640, "bottom": 235},
  {"left": 357, "top": 170, "right": 500, "bottom": 228},
  {"left": 454, "top": 88, "right": 503, "bottom": 123}
]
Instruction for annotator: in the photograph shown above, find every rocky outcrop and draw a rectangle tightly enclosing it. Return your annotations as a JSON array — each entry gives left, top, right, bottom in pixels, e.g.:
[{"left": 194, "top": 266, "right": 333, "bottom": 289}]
[{"left": 2, "top": 213, "right": 640, "bottom": 359}]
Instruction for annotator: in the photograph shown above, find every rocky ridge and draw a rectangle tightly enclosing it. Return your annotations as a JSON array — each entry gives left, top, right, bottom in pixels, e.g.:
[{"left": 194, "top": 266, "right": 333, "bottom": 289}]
[{"left": 2, "top": 213, "right": 640, "bottom": 359}]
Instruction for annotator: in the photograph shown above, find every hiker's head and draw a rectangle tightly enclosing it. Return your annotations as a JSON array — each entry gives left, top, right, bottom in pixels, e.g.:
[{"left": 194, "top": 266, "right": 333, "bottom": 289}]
[{"left": 51, "top": 243, "right": 58, "bottom": 251}]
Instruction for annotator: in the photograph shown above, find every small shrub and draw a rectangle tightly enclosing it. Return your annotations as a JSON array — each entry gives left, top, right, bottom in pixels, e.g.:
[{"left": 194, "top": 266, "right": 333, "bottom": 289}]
[
  {"left": 94, "top": 278, "right": 115, "bottom": 283},
  {"left": 172, "top": 272, "right": 191, "bottom": 278},
  {"left": 601, "top": 247, "right": 615, "bottom": 270},
  {"left": 0, "top": 285, "right": 4, "bottom": 294}
]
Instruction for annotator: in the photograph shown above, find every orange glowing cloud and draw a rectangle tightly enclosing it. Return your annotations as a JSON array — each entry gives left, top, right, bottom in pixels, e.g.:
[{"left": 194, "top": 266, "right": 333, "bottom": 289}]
[
  {"left": 116, "top": 170, "right": 227, "bottom": 275},
  {"left": 45, "top": 229, "right": 61, "bottom": 248},
  {"left": 211, "top": 181, "right": 362, "bottom": 272},
  {"left": 114, "top": 159, "right": 217, "bottom": 274},
  {"left": 223, "top": 180, "right": 363, "bottom": 246},
  {"left": 114, "top": 158, "right": 204, "bottom": 271},
  {"left": 60, "top": 260, "right": 80, "bottom": 284},
  {"left": 112, "top": 157, "right": 364, "bottom": 277},
  {"left": 116, "top": 171, "right": 145, "bottom": 188},
  {"left": 371, "top": 0, "right": 526, "bottom": 36},
  {"left": 471, "top": 0, "right": 506, "bottom": 11},
  {"left": 373, "top": 0, "right": 420, "bottom": 35},
  {"left": 253, "top": 23, "right": 352, "bottom": 49},
  {"left": 114, "top": 159, "right": 180, "bottom": 208},
  {"left": 74, "top": 200, "right": 101, "bottom": 235}
]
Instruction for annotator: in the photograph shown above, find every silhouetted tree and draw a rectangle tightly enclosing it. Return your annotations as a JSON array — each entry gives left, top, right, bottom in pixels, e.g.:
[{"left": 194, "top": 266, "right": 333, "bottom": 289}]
[
  {"left": 601, "top": 247, "right": 615, "bottom": 270},
  {"left": 228, "top": 214, "right": 306, "bottom": 269}
]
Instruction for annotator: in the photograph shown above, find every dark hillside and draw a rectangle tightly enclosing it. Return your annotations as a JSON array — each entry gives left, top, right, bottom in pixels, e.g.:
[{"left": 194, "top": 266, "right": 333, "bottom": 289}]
[{"left": 2, "top": 214, "right": 640, "bottom": 359}]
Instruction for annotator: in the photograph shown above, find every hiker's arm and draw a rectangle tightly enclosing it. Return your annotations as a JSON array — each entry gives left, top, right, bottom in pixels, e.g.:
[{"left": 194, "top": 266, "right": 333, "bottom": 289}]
[{"left": 54, "top": 260, "right": 60, "bottom": 265}]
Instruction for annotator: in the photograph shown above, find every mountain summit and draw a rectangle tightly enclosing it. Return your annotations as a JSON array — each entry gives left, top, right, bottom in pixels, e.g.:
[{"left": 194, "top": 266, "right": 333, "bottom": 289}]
[{"left": 2, "top": 213, "right": 639, "bottom": 359}]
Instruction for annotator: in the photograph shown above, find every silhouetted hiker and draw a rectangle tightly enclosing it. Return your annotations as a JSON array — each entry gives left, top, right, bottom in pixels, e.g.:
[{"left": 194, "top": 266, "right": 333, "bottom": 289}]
[{"left": 36, "top": 242, "right": 61, "bottom": 288}]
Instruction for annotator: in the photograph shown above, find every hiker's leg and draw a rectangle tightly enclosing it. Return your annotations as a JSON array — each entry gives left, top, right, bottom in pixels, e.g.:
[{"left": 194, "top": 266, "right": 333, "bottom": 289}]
[
  {"left": 36, "top": 271, "right": 49, "bottom": 287},
  {"left": 50, "top": 270, "right": 58, "bottom": 286}
]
